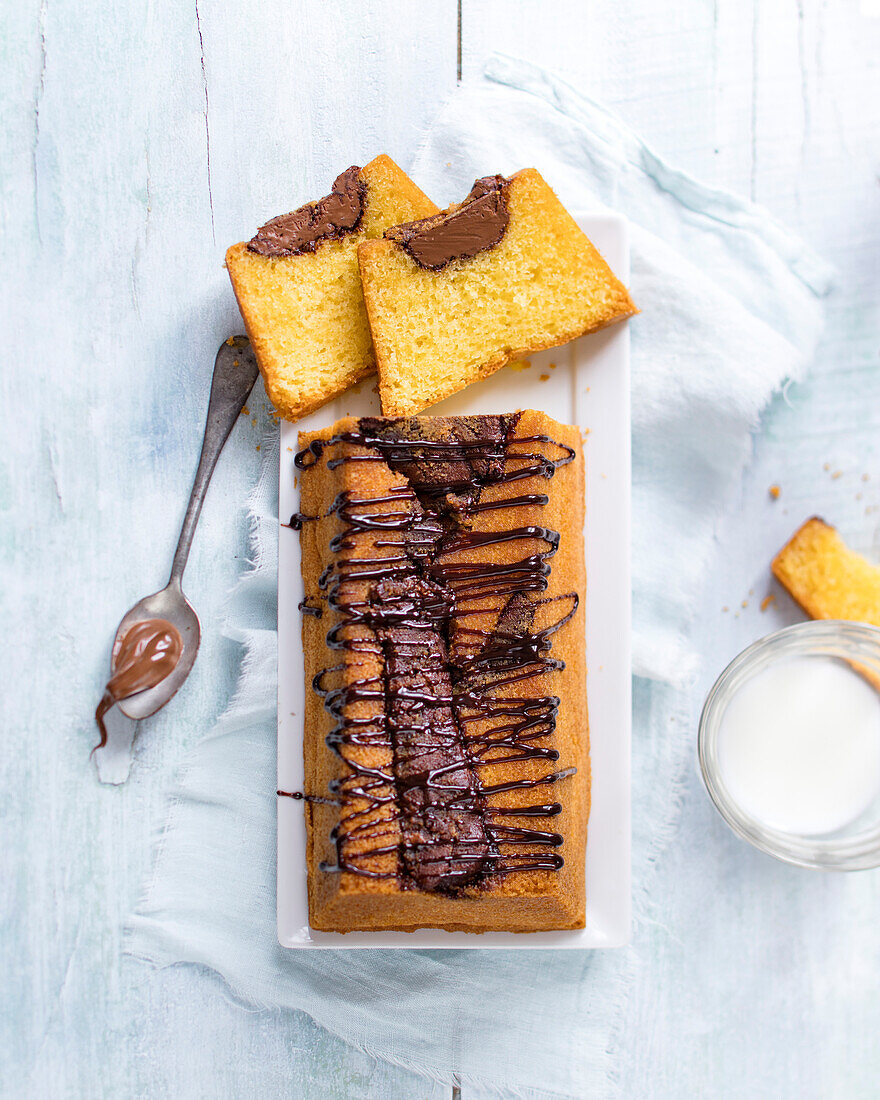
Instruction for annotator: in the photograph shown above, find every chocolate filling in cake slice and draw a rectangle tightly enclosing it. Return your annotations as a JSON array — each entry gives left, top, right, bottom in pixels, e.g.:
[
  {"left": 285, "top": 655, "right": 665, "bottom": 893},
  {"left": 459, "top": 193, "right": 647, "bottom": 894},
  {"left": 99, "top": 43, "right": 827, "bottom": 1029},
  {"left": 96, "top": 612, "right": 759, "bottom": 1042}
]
[
  {"left": 383, "top": 175, "right": 511, "bottom": 271},
  {"left": 248, "top": 166, "right": 367, "bottom": 257}
]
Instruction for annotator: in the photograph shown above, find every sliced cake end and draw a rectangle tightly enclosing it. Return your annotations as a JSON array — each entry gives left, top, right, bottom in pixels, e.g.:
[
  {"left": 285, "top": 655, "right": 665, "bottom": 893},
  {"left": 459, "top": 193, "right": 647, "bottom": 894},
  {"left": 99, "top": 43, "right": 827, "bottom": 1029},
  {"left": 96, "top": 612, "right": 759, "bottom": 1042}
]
[
  {"left": 226, "top": 155, "right": 437, "bottom": 422},
  {"left": 358, "top": 168, "right": 637, "bottom": 417}
]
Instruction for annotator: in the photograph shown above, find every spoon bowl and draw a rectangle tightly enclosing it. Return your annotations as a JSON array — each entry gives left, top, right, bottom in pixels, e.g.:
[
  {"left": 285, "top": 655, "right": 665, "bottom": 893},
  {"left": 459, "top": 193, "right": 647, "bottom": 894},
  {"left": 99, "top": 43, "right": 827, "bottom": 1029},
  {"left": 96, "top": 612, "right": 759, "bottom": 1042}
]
[{"left": 113, "top": 581, "right": 201, "bottom": 719}]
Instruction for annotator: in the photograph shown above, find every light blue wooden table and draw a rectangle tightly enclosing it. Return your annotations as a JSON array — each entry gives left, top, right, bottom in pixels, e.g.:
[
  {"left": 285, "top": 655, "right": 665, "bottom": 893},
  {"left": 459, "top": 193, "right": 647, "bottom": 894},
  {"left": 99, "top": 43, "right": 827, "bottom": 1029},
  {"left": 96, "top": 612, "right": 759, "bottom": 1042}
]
[{"left": 2, "top": 2, "right": 879, "bottom": 1096}]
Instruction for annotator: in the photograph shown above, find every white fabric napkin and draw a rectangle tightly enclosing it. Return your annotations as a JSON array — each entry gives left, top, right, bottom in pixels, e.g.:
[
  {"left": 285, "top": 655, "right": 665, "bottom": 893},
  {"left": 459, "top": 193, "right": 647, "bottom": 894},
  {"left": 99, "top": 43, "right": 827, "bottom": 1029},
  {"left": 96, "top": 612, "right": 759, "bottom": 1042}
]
[{"left": 127, "top": 56, "right": 832, "bottom": 1100}]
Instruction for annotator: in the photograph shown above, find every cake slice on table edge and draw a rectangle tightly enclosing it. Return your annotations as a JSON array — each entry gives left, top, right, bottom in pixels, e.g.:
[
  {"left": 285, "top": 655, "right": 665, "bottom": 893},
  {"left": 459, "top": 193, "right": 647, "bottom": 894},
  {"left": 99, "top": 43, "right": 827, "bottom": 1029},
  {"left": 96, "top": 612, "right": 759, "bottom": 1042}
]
[
  {"left": 226, "top": 155, "right": 437, "bottom": 422},
  {"left": 772, "top": 517, "right": 880, "bottom": 624},
  {"left": 293, "top": 410, "right": 590, "bottom": 933},
  {"left": 772, "top": 517, "right": 880, "bottom": 689},
  {"left": 358, "top": 168, "right": 637, "bottom": 418}
]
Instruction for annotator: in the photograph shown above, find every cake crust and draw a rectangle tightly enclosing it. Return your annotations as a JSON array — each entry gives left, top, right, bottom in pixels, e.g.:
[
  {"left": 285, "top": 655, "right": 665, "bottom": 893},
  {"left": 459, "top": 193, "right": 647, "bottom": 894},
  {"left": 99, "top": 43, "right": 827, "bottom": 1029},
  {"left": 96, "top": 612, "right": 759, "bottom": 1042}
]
[{"left": 295, "top": 411, "right": 589, "bottom": 933}]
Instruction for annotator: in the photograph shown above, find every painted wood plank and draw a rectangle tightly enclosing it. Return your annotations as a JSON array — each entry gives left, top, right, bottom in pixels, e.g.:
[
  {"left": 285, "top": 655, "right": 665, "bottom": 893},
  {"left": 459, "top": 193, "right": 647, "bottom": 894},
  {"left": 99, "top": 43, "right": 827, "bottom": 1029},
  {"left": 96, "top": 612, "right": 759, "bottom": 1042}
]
[
  {"left": 460, "top": 0, "right": 725, "bottom": 184},
  {"left": 459, "top": 3, "right": 880, "bottom": 1098},
  {"left": 0, "top": 0, "right": 454, "bottom": 1096}
]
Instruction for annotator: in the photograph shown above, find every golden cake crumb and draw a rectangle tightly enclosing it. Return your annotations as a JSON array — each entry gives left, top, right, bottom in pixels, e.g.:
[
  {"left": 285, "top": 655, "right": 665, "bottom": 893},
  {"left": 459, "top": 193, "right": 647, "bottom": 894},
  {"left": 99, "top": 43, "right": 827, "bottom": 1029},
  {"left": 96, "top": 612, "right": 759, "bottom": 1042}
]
[
  {"left": 760, "top": 594, "right": 776, "bottom": 612},
  {"left": 769, "top": 484, "right": 781, "bottom": 499}
]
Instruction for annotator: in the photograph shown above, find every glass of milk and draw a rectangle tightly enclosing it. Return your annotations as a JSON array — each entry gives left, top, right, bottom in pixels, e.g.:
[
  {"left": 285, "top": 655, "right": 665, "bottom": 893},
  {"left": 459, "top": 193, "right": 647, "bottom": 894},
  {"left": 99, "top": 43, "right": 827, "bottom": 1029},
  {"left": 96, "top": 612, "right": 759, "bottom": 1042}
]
[{"left": 699, "top": 620, "right": 880, "bottom": 869}]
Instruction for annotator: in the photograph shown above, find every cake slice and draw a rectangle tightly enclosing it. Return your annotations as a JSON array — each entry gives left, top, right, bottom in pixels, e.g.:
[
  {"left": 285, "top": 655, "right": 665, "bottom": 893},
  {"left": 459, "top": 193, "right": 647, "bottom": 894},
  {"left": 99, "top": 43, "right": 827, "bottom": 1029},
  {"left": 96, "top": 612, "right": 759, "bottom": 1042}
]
[
  {"left": 226, "top": 156, "right": 437, "bottom": 421},
  {"left": 295, "top": 411, "right": 589, "bottom": 932},
  {"left": 772, "top": 517, "right": 880, "bottom": 624},
  {"left": 358, "top": 169, "right": 637, "bottom": 417}
]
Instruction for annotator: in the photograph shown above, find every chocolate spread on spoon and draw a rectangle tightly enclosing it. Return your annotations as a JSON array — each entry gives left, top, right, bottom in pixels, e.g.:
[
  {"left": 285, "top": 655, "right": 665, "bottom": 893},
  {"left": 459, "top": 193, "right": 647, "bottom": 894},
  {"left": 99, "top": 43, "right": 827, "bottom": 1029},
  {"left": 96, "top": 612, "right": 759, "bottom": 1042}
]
[
  {"left": 94, "top": 619, "right": 183, "bottom": 750},
  {"left": 384, "top": 174, "right": 511, "bottom": 270},
  {"left": 247, "top": 166, "right": 366, "bottom": 257}
]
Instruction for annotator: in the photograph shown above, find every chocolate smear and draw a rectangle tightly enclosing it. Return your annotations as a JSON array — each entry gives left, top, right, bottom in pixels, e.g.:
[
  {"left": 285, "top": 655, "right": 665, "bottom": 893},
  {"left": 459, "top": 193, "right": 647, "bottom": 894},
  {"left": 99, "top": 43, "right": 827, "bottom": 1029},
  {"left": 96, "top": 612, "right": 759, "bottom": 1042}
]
[
  {"left": 248, "top": 166, "right": 366, "bottom": 257},
  {"left": 385, "top": 174, "right": 511, "bottom": 270}
]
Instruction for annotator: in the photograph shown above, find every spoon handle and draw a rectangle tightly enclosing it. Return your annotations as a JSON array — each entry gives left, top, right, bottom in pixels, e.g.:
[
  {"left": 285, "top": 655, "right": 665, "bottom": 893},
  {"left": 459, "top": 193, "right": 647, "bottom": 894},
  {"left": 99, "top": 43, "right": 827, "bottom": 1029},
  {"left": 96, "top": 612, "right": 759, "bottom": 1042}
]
[{"left": 170, "top": 336, "right": 260, "bottom": 585}]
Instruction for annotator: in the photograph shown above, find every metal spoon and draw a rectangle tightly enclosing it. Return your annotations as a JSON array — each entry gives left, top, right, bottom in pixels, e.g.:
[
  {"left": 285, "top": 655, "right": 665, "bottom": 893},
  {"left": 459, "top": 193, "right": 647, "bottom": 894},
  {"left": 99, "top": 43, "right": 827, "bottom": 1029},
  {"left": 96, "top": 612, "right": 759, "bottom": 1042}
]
[{"left": 111, "top": 335, "right": 259, "bottom": 720}]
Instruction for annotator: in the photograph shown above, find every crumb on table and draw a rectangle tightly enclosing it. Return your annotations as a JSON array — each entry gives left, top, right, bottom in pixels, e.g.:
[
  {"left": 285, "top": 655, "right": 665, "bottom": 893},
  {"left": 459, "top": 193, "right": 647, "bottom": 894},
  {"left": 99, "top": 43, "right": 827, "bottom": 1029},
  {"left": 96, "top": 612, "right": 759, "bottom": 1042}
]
[
  {"left": 769, "top": 484, "right": 781, "bottom": 499},
  {"left": 760, "top": 594, "right": 776, "bottom": 612}
]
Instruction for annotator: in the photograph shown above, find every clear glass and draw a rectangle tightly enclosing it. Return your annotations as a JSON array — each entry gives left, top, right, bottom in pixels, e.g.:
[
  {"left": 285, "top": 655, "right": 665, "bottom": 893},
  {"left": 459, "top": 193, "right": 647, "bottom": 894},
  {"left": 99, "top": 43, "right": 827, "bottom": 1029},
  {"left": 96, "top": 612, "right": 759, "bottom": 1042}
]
[{"left": 698, "top": 620, "right": 880, "bottom": 870}]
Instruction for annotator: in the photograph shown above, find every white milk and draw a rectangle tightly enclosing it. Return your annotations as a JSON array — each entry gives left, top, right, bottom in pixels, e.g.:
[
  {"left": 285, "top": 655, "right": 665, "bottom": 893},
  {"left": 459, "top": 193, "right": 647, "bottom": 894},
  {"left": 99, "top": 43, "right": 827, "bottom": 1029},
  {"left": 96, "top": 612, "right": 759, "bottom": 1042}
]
[{"left": 718, "top": 656, "right": 880, "bottom": 835}]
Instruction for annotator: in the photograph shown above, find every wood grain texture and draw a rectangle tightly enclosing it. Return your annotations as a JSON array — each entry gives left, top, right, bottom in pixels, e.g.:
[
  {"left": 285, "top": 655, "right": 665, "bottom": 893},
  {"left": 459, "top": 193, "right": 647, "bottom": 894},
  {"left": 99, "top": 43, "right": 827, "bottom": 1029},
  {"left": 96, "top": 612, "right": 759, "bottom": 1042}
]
[
  {"left": 0, "top": 1, "right": 454, "bottom": 1096},
  {"left": 1, "top": 0, "right": 879, "bottom": 1095}
]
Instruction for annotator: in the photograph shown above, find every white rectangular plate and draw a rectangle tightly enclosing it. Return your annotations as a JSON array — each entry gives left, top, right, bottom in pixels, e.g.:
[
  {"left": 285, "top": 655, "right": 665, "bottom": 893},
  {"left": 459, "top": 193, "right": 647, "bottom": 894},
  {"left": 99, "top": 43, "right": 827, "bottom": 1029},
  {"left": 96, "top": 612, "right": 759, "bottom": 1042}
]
[{"left": 278, "top": 213, "right": 631, "bottom": 948}]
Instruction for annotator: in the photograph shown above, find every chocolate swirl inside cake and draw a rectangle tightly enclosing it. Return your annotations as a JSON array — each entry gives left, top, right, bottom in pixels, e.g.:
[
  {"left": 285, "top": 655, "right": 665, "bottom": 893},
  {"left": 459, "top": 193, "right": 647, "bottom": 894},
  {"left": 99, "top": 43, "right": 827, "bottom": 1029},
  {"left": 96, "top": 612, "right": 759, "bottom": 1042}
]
[
  {"left": 248, "top": 166, "right": 366, "bottom": 257},
  {"left": 384, "top": 175, "right": 511, "bottom": 270},
  {"left": 295, "top": 414, "right": 578, "bottom": 894}
]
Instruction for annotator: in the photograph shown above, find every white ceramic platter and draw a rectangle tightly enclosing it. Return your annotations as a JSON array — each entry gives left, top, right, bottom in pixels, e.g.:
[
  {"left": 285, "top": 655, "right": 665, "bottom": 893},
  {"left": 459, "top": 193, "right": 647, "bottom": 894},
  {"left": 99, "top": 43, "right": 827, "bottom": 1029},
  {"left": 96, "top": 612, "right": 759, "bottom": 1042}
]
[{"left": 277, "top": 213, "right": 631, "bottom": 947}]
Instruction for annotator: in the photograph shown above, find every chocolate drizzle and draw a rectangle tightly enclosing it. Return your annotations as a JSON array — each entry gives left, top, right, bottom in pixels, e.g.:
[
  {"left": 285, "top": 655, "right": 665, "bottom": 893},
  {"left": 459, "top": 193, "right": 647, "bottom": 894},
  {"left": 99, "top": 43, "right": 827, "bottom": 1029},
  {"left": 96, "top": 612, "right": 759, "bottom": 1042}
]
[
  {"left": 295, "top": 415, "right": 578, "bottom": 894},
  {"left": 247, "top": 166, "right": 366, "bottom": 257},
  {"left": 384, "top": 175, "right": 511, "bottom": 270}
]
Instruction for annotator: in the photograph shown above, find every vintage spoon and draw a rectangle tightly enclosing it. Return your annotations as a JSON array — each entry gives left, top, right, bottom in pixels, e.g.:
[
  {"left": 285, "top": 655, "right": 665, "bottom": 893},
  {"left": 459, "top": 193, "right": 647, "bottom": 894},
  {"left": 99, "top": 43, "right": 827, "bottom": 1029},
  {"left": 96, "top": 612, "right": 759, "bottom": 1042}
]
[{"left": 109, "top": 334, "right": 259, "bottom": 721}]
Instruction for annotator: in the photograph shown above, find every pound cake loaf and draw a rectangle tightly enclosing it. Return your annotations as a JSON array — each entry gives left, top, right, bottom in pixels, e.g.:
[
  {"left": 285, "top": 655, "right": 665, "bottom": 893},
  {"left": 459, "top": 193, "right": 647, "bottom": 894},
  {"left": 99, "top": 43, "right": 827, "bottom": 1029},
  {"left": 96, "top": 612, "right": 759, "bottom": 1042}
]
[
  {"left": 358, "top": 169, "right": 637, "bottom": 417},
  {"left": 294, "top": 410, "right": 590, "bottom": 932},
  {"left": 773, "top": 517, "right": 880, "bottom": 624},
  {"left": 226, "top": 156, "right": 437, "bottom": 421}
]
